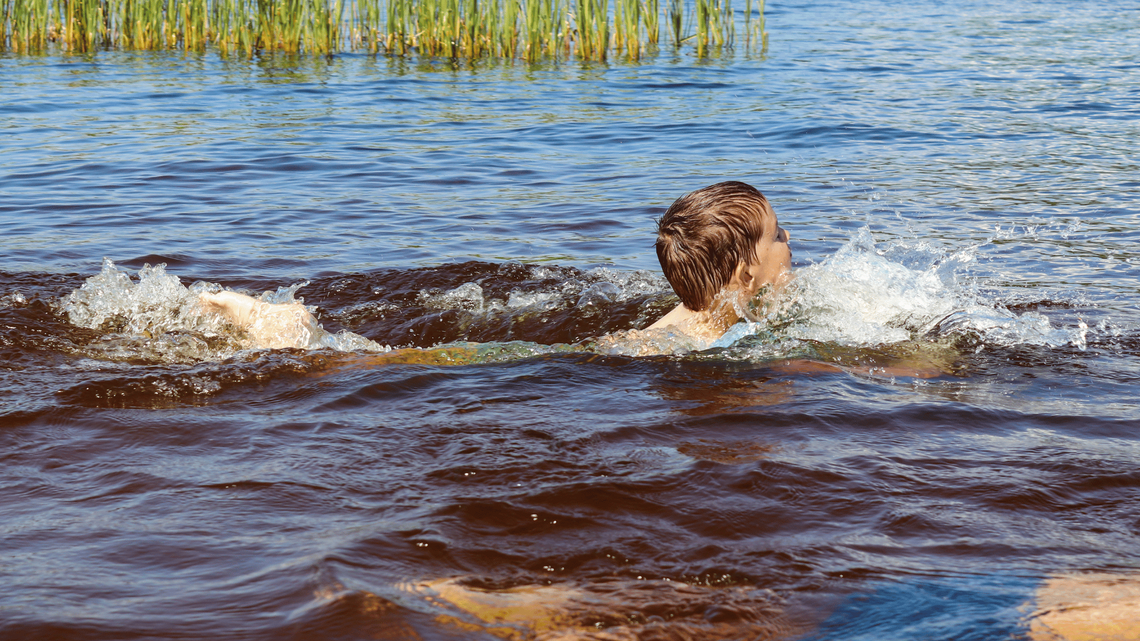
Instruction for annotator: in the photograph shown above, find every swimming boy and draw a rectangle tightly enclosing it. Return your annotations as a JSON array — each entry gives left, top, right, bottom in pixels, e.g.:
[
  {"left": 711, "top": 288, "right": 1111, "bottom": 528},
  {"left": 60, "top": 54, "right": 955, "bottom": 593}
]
[
  {"left": 648, "top": 181, "right": 792, "bottom": 341},
  {"left": 198, "top": 181, "right": 792, "bottom": 350}
]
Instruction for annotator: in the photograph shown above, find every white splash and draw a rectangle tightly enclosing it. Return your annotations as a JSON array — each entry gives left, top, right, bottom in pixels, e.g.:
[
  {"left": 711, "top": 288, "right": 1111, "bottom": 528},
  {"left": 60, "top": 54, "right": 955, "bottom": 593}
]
[
  {"left": 415, "top": 267, "right": 668, "bottom": 316},
  {"left": 63, "top": 259, "right": 386, "bottom": 363},
  {"left": 730, "top": 227, "right": 1090, "bottom": 351},
  {"left": 65, "top": 258, "right": 222, "bottom": 337}
]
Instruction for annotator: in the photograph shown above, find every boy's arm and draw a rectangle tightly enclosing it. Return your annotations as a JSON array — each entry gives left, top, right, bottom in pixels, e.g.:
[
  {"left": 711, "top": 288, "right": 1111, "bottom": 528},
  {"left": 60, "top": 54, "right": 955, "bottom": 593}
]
[
  {"left": 197, "top": 291, "right": 482, "bottom": 360},
  {"left": 771, "top": 359, "right": 945, "bottom": 379},
  {"left": 328, "top": 344, "right": 484, "bottom": 370},
  {"left": 646, "top": 303, "right": 693, "bottom": 330},
  {"left": 198, "top": 290, "right": 321, "bottom": 349}
]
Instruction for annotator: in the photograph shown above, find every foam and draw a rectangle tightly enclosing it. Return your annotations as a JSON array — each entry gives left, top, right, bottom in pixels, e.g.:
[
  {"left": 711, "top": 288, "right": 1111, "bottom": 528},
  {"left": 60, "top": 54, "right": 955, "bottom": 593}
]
[
  {"left": 62, "top": 259, "right": 387, "bottom": 363},
  {"left": 61, "top": 228, "right": 1099, "bottom": 365},
  {"left": 732, "top": 227, "right": 1092, "bottom": 353}
]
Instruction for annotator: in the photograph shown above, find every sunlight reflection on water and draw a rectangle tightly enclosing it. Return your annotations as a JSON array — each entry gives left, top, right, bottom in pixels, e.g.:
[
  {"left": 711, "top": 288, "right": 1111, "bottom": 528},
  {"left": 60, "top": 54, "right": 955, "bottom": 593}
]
[{"left": 2, "top": 0, "right": 1140, "bottom": 639}]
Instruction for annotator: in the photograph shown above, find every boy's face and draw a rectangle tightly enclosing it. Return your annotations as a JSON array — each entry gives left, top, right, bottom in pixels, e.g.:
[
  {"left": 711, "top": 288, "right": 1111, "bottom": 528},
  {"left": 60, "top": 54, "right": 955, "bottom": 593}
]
[{"left": 740, "top": 213, "right": 792, "bottom": 297}]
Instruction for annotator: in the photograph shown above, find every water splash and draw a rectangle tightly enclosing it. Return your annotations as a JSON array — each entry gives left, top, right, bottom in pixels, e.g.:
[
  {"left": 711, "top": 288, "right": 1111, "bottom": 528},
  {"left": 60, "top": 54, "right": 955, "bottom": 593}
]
[
  {"left": 783, "top": 228, "right": 967, "bottom": 345},
  {"left": 715, "top": 227, "right": 1093, "bottom": 364},
  {"left": 65, "top": 258, "right": 207, "bottom": 336},
  {"left": 62, "top": 258, "right": 238, "bottom": 363},
  {"left": 62, "top": 259, "right": 386, "bottom": 363},
  {"left": 1, "top": 291, "right": 28, "bottom": 307},
  {"left": 415, "top": 265, "right": 668, "bottom": 316},
  {"left": 60, "top": 233, "right": 1099, "bottom": 367}
]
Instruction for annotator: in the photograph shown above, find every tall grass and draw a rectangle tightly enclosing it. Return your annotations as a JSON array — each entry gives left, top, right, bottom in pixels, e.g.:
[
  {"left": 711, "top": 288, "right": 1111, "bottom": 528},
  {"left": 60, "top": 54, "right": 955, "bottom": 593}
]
[
  {"left": 4, "top": 0, "right": 51, "bottom": 51},
  {"left": 743, "top": 0, "right": 763, "bottom": 50},
  {"left": 574, "top": 0, "right": 606, "bottom": 60},
  {"left": 694, "top": 0, "right": 729, "bottom": 55},
  {"left": 666, "top": 0, "right": 680, "bottom": 47},
  {"left": 0, "top": 0, "right": 760, "bottom": 58}
]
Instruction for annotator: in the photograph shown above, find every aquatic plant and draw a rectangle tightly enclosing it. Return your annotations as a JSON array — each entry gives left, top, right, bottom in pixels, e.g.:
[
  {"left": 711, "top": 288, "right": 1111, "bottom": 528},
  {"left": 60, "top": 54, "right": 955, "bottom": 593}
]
[
  {"left": 641, "top": 0, "right": 655, "bottom": 45},
  {"left": 743, "top": 0, "right": 764, "bottom": 50},
  {"left": 694, "top": 0, "right": 729, "bottom": 54},
  {"left": 0, "top": 0, "right": 762, "bottom": 58},
  {"left": 574, "top": 0, "right": 608, "bottom": 60},
  {"left": 4, "top": 0, "right": 52, "bottom": 52},
  {"left": 666, "top": 0, "right": 680, "bottom": 46}
]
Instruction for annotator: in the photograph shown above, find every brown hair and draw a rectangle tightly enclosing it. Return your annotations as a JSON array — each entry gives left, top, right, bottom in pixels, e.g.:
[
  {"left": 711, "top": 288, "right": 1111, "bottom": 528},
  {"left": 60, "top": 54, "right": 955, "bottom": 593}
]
[{"left": 655, "top": 181, "right": 773, "bottom": 312}]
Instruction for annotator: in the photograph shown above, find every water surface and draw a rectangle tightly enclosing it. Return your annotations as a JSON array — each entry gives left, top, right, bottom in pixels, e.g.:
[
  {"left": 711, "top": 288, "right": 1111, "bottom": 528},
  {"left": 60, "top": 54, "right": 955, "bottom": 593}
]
[{"left": 2, "top": 0, "right": 1139, "bottom": 638}]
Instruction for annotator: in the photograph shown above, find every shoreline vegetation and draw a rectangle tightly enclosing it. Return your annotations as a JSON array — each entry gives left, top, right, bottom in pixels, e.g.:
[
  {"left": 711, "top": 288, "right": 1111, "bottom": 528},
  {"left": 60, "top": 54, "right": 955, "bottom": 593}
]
[{"left": 0, "top": 0, "right": 765, "bottom": 60}]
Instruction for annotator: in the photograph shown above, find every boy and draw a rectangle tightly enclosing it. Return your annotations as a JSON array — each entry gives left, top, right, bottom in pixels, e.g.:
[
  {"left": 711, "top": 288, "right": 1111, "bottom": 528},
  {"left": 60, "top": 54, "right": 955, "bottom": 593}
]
[
  {"left": 197, "top": 287, "right": 325, "bottom": 350},
  {"left": 199, "top": 181, "right": 792, "bottom": 350},
  {"left": 648, "top": 181, "right": 792, "bottom": 341}
]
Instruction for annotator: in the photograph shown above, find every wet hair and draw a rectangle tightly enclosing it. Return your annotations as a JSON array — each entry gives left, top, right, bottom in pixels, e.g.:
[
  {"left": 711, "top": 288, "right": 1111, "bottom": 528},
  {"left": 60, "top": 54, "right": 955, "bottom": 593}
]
[{"left": 655, "top": 181, "right": 773, "bottom": 312}]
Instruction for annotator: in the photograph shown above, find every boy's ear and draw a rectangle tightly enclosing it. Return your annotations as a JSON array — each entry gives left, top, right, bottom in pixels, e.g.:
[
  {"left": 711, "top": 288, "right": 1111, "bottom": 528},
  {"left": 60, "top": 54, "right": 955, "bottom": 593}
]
[{"left": 729, "top": 261, "right": 753, "bottom": 290}]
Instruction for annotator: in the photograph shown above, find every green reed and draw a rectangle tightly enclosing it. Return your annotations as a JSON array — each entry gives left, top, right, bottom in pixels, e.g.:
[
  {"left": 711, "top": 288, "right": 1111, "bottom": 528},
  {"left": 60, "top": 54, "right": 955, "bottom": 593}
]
[
  {"left": 641, "top": 0, "right": 656, "bottom": 44},
  {"left": 5, "top": 0, "right": 51, "bottom": 51},
  {"left": 573, "top": 0, "right": 607, "bottom": 60},
  {"left": 212, "top": 0, "right": 255, "bottom": 55},
  {"left": 63, "top": 0, "right": 101, "bottom": 51},
  {"left": 694, "top": 0, "right": 729, "bottom": 54},
  {"left": 523, "top": 0, "right": 562, "bottom": 61},
  {"left": 611, "top": 0, "right": 636, "bottom": 57},
  {"left": 739, "top": 0, "right": 761, "bottom": 51},
  {"left": 349, "top": 0, "right": 379, "bottom": 51},
  {"left": 117, "top": 0, "right": 164, "bottom": 49},
  {"left": 382, "top": 0, "right": 407, "bottom": 53},
  {"left": 666, "top": 0, "right": 680, "bottom": 47},
  {"left": 499, "top": 0, "right": 519, "bottom": 57},
  {"left": 0, "top": 0, "right": 757, "bottom": 58}
]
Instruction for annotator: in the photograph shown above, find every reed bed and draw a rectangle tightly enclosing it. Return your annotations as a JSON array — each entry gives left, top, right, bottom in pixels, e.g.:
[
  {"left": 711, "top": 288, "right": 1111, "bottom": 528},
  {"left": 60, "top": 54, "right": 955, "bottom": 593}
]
[{"left": 0, "top": 0, "right": 765, "bottom": 58}]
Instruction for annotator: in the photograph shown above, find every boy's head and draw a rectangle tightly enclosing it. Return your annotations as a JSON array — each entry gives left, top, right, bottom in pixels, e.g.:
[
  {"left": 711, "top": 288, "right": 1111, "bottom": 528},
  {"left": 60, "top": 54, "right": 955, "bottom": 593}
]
[{"left": 655, "top": 181, "right": 791, "bottom": 312}]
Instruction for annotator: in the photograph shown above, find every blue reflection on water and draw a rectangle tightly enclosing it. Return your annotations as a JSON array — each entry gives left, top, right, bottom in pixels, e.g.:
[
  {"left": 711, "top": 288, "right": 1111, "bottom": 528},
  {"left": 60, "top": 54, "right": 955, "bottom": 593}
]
[{"left": 806, "top": 574, "right": 1038, "bottom": 641}]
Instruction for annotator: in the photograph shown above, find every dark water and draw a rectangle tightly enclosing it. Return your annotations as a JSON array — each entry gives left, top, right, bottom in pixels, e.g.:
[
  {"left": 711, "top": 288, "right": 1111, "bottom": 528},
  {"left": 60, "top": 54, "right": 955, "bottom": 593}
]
[{"left": 3, "top": 0, "right": 1140, "bottom": 638}]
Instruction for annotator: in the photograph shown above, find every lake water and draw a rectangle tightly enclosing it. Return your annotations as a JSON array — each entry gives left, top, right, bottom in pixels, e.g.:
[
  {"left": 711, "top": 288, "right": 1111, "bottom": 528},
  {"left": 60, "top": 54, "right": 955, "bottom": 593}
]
[{"left": 2, "top": 0, "right": 1140, "bottom": 638}]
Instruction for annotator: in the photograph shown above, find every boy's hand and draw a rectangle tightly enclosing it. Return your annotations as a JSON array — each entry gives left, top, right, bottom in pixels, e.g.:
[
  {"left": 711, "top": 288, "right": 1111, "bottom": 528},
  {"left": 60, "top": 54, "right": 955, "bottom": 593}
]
[
  {"left": 197, "top": 290, "right": 319, "bottom": 349},
  {"left": 198, "top": 290, "right": 262, "bottom": 328}
]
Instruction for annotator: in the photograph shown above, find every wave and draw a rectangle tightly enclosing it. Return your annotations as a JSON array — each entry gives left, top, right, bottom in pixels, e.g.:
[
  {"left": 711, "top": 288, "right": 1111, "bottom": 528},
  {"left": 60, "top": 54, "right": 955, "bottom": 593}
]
[{"left": 19, "top": 227, "right": 1110, "bottom": 370}]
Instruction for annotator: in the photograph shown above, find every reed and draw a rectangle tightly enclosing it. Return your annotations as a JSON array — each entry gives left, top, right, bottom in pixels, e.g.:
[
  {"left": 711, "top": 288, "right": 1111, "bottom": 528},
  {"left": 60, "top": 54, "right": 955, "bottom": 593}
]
[
  {"left": 611, "top": 0, "right": 637, "bottom": 57},
  {"left": 755, "top": 0, "right": 765, "bottom": 50},
  {"left": 134, "top": 0, "right": 171, "bottom": 49},
  {"left": 460, "top": 0, "right": 484, "bottom": 57},
  {"left": 183, "top": 0, "right": 211, "bottom": 50},
  {"left": 306, "top": 0, "right": 340, "bottom": 54},
  {"left": 694, "top": 0, "right": 729, "bottom": 54},
  {"left": 349, "top": 0, "right": 379, "bottom": 50},
  {"left": 383, "top": 0, "right": 409, "bottom": 53},
  {"left": 573, "top": 0, "right": 606, "bottom": 60},
  {"left": 666, "top": 0, "right": 680, "bottom": 47},
  {"left": 6, "top": 0, "right": 51, "bottom": 51},
  {"left": 212, "top": 0, "right": 254, "bottom": 55},
  {"left": 0, "top": 0, "right": 756, "bottom": 58},
  {"left": 500, "top": 0, "right": 519, "bottom": 57},
  {"left": 641, "top": 0, "right": 655, "bottom": 45},
  {"left": 742, "top": 0, "right": 763, "bottom": 51},
  {"left": 62, "top": 0, "right": 102, "bottom": 51},
  {"left": 522, "top": 0, "right": 561, "bottom": 61}
]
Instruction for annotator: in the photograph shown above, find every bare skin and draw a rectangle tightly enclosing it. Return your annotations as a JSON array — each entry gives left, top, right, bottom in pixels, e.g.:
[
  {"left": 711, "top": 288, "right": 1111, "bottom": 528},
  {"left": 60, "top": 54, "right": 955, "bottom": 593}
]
[
  {"left": 647, "top": 221, "right": 792, "bottom": 342},
  {"left": 198, "top": 225, "right": 792, "bottom": 353},
  {"left": 194, "top": 211, "right": 945, "bottom": 378},
  {"left": 198, "top": 290, "right": 321, "bottom": 350},
  {"left": 197, "top": 206, "right": 793, "bottom": 352},
  {"left": 1029, "top": 572, "right": 1140, "bottom": 641}
]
